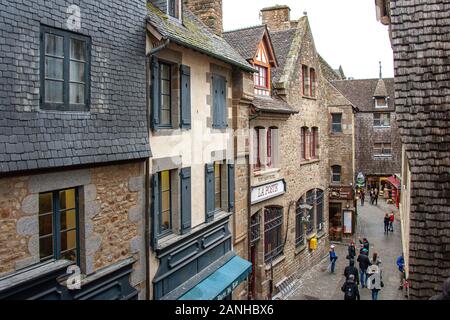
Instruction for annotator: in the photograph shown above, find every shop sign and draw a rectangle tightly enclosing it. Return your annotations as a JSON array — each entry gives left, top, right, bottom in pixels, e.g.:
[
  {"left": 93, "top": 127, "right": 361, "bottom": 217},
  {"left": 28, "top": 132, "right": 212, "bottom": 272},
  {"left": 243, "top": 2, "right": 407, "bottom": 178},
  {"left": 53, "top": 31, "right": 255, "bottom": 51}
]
[
  {"left": 329, "top": 186, "right": 353, "bottom": 200},
  {"left": 251, "top": 180, "right": 286, "bottom": 204}
]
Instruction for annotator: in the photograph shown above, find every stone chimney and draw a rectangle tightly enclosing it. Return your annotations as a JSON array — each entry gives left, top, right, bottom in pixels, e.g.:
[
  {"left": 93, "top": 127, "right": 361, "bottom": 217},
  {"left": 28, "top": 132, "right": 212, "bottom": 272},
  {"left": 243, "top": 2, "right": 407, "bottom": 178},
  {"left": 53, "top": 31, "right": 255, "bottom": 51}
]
[
  {"left": 261, "top": 5, "right": 291, "bottom": 31},
  {"left": 184, "top": 0, "right": 223, "bottom": 37}
]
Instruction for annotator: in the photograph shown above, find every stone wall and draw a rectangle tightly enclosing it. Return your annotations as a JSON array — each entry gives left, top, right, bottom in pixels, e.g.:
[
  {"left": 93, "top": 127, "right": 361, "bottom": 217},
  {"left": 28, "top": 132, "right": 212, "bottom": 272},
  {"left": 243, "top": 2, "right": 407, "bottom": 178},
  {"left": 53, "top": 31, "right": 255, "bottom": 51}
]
[
  {"left": 261, "top": 6, "right": 291, "bottom": 32},
  {"left": 0, "top": 162, "right": 147, "bottom": 298},
  {"left": 184, "top": 0, "right": 223, "bottom": 36}
]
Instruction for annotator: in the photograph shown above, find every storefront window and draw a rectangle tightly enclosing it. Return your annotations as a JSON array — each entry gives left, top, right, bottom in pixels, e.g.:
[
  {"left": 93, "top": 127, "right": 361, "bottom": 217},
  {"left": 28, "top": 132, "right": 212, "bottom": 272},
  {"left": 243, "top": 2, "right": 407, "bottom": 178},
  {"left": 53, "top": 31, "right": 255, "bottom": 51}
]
[{"left": 264, "top": 207, "right": 283, "bottom": 263}]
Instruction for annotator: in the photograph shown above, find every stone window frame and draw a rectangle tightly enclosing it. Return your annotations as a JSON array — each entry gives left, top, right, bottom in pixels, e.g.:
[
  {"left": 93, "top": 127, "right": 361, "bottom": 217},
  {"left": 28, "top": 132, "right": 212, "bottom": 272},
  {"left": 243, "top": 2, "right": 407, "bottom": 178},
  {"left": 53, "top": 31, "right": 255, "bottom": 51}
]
[
  {"left": 40, "top": 25, "right": 91, "bottom": 112},
  {"left": 331, "top": 165, "right": 342, "bottom": 184},
  {"left": 302, "top": 65, "right": 317, "bottom": 98},
  {"left": 374, "top": 96, "right": 388, "bottom": 108},
  {"left": 331, "top": 113, "right": 343, "bottom": 133},
  {"left": 373, "top": 112, "right": 391, "bottom": 127},
  {"left": 374, "top": 142, "right": 392, "bottom": 158}
]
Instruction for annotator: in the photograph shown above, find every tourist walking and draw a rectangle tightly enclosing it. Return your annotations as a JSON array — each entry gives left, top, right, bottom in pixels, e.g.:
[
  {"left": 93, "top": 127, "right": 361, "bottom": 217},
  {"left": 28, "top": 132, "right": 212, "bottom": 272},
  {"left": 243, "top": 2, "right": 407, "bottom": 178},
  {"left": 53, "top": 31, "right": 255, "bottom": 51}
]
[
  {"left": 367, "top": 263, "right": 382, "bottom": 300},
  {"left": 329, "top": 245, "right": 338, "bottom": 274},
  {"left": 357, "top": 249, "right": 371, "bottom": 288},
  {"left": 389, "top": 211, "right": 395, "bottom": 232},
  {"left": 341, "top": 274, "right": 360, "bottom": 300},
  {"left": 359, "top": 237, "right": 370, "bottom": 255},
  {"left": 360, "top": 189, "right": 365, "bottom": 206},
  {"left": 344, "top": 259, "right": 360, "bottom": 286},
  {"left": 384, "top": 213, "right": 390, "bottom": 234},
  {"left": 397, "top": 254, "right": 405, "bottom": 290},
  {"left": 374, "top": 188, "right": 379, "bottom": 205},
  {"left": 347, "top": 241, "right": 356, "bottom": 260}
]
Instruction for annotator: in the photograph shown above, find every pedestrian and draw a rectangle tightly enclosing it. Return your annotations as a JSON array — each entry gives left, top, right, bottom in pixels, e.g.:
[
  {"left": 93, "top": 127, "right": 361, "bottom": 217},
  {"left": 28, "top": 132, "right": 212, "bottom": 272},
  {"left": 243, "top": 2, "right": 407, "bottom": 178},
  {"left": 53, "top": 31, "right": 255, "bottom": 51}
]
[
  {"left": 369, "top": 189, "right": 374, "bottom": 205},
  {"left": 359, "top": 237, "right": 370, "bottom": 255},
  {"left": 430, "top": 277, "right": 450, "bottom": 300},
  {"left": 371, "top": 252, "right": 382, "bottom": 277},
  {"left": 360, "top": 189, "right": 365, "bottom": 206},
  {"left": 389, "top": 211, "right": 395, "bottom": 232},
  {"left": 374, "top": 188, "right": 379, "bottom": 205},
  {"left": 357, "top": 249, "right": 371, "bottom": 288},
  {"left": 347, "top": 241, "right": 356, "bottom": 260},
  {"left": 397, "top": 254, "right": 405, "bottom": 290},
  {"left": 367, "top": 263, "right": 382, "bottom": 300},
  {"left": 384, "top": 213, "right": 390, "bottom": 234},
  {"left": 344, "top": 259, "right": 360, "bottom": 286},
  {"left": 341, "top": 274, "right": 360, "bottom": 300},
  {"left": 329, "top": 245, "right": 338, "bottom": 274}
]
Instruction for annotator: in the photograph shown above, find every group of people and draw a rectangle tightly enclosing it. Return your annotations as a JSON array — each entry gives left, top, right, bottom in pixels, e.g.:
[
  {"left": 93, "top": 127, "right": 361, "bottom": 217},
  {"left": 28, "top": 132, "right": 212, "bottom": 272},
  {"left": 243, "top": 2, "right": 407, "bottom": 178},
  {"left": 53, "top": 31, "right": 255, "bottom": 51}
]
[
  {"left": 384, "top": 211, "right": 395, "bottom": 234},
  {"left": 369, "top": 187, "right": 379, "bottom": 205},
  {"left": 330, "top": 238, "right": 386, "bottom": 300}
]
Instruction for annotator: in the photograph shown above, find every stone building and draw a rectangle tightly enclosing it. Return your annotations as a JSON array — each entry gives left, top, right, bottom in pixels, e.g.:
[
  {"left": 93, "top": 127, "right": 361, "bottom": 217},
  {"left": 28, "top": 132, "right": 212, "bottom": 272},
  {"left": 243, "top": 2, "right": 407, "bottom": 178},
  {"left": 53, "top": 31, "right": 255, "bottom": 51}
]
[
  {"left": 319, "top": 58, "right": 358, "bottom": 243},
  {"left": 375, "top": 0, "right": 450, "bottom": 299},
  {"left": 333, "top": 77, "right": 402, "bottom": 195},
  {"left": 0, "top": 0, "right": 151, "bottom": 299},
  {"left": 225, "top": 5, "right": 331, "bottom": 299},
  {"left": 146, "top": 0, "right": 254, "bottom": 300}
]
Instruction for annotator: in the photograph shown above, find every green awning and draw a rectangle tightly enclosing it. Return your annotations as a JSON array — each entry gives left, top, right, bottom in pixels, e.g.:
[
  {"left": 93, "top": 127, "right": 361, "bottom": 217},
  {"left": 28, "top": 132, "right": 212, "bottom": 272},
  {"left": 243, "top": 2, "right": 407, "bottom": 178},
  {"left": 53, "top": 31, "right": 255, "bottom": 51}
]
[{"left": 178, "top": 256, "right": 252, "bottom": 300}]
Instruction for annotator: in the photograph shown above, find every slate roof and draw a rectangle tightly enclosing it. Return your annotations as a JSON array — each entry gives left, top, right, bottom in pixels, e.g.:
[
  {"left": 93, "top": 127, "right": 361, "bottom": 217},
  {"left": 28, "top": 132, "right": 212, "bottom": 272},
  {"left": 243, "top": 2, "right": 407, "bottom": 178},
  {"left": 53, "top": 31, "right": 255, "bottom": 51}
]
[
  {"left": 319, "top": 54, "right": 344, "bottom": 81},
  {"left": 252, "top": 96, "right": 297, "bottom": 114},
  {"left": 223, "top": 25, "right": 267, "bottom": 61},
  {"left": 146, "top": 3, "right": 255, "bottom": 72},
  {"left": 373, "top": 78, "right": 388, "bottom": 97},
  {"left": 331, "top": 78, "right": 395, "bottom": 112},
  {"left": 389, "top": 0, "right": 450, "bottom": 299},
  {"left": 269, "top": 17, "right": 307, "bottom": 84}
]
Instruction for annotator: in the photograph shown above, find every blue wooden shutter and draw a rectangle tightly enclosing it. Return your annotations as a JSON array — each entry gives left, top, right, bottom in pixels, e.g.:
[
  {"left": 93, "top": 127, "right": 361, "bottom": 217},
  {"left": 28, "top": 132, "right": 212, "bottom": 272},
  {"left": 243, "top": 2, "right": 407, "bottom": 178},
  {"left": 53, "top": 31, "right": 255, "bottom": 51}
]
[
  {"left": 205, "top": 163, "right": 215, "bottom": 222},
  {"left": 151, "top": 174, "right": 160, "bottom": 248},
  {"left": 227, "top": 163, "right": 235, "bottom": 212},
  {"left": 151, "top": 57, "right": 160, "bottom": 128},
  {"left": 180, "top": 65, "right": 191, "bottom": 129},
  {"left": 212, "top": 75, "right": 219, "bottom": 128},
  {"left": 180, "top": 167, "right": 191, "bottom": 234},
  {"left": 220, "top": 77, "right": 227, "bottom": 128}
]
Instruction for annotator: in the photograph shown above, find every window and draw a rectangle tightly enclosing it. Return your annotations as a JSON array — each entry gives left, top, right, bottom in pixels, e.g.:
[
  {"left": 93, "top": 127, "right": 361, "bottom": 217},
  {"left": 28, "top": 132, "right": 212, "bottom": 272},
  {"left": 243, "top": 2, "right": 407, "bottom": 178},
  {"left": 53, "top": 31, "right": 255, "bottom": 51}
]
[
  {"left": 375, "top": 97, "right": 388, "bottom": 108},
  {"left": 316, "top": 189, "right": 324, "bottom": 231},
  {"left": 331, "top": 114, "right": 342, "bottom": 133},
  {"left": 302, "top": 65, "right": 310, "bottom": 96},
  {"left": 331, "top": 165, "right": 342, "bottom": 184},
  {"left": 212, "top": 75, "right": 227, "bottom": 129},
  {"left": 374, "top": 143, "right": 392, "bottom": 157},
  {"left": 250, "top": 213, "right": 261, "bottom": 244},
  {"left": 214, "top": 162, "right": 222, "bottom": 210},
  {"left": 159, "top": 170, "right": 172, "bottom": 235},
  {"left": 374, "top": 113, "right": 390, "bottom": 127},
  {"left": 168, "top": 0, "right": 180, "bottom": 18},
  {"left": 253, "top": 127, "right": 263, "bottom": 171},
  {"left": 159, "top": 62, "right": 172, "bottom": 126},
  {"left": 295, "top": 197, "right": 305, "bottom": 247},
  {"left": 310, "top": 68, "right": 316, "bottom": 97},
  {"left": 305, "top": 190, "right": 315, "bottom": 234},
  {"left": 311, "top": 127, "right": 319, "bottom": 159},
  {"left": 254, "top": 65, "right": 269, "bottom": 89},
  {"left": 301, "top": 127, "right": 308, "bottom": 160},
  {"left": 39, "top": 188, "right": 79, "bottom": 265},
  {"left": 40, "top": 26, "right": 90, "bottom": 111},
  {"left": 267, "top": 127, "right": 278, "bottom": 168},
  {"left": 264, "top": 207, "right": 283, "bottom": 262}
]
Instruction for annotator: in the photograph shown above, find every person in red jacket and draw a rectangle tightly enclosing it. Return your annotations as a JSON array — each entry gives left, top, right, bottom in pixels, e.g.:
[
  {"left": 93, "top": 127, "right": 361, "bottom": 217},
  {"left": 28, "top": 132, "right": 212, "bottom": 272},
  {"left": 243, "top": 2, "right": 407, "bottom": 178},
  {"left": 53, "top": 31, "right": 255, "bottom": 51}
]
[{"left": 389, "top": 211, "right": 395, "bottom": 232}]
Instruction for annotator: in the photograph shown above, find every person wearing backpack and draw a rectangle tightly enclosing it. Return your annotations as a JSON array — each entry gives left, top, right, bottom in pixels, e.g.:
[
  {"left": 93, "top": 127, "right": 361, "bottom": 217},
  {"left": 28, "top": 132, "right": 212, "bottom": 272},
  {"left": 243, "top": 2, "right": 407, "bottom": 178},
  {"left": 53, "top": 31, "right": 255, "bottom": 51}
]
[
  {"left": 344, "top": 259, "right": 360, "bottom": 286},
  {"left": 341, "top": 274, "right": 360, "bottom": 300}
]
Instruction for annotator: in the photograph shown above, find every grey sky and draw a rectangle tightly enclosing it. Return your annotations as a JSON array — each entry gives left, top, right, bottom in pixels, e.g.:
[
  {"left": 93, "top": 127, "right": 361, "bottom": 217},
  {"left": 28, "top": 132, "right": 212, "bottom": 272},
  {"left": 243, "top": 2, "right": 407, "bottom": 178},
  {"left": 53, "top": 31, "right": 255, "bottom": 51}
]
[{"left": 223, "top": 0, "right": 394, "bottom": 79}]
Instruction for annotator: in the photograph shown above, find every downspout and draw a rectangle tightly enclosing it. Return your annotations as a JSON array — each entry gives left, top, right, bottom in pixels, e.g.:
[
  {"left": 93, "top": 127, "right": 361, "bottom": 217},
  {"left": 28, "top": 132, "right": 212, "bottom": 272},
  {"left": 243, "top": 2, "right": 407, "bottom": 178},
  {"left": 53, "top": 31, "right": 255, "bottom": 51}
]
[{"left": 144, "top": 38, "right": 170, "bottom": 300}]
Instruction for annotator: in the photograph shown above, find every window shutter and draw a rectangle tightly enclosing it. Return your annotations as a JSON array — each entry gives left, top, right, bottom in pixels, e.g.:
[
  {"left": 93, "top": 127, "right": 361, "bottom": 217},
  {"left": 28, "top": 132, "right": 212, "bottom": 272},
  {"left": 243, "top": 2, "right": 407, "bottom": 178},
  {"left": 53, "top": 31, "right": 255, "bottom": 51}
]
[
  {"left": 151, "top": 57, "right": 160, "bottom": 128},
  {"left": 227, "top": 164, "right": 235, "bottom": 212},
  {"left": 151, "top": 174, "right": 160, "bottom": 248},
  {"left": 212, "top": 75, "right": 227, "bottom": 129},
  {"left": 205, "top": 163, "right": 215, "bottom": 222},
  {"left": 180, "top": 167, "right": 191, "bottom": 234},
  {"left": 180, "top": 65, "right": 191, "bottom": 129},
  {"left": 220, "top": 77, "right": 227, "bottom": 128}
]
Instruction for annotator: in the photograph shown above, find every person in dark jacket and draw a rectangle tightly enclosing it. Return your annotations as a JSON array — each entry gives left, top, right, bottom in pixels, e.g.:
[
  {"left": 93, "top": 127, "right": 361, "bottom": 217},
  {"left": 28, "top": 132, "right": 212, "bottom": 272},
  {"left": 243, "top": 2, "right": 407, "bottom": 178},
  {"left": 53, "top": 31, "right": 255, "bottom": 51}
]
[
  {"left": 344, "top": 259, "right": 360, "bottom": 286},
  {"left": 430, "top": 278, "right": 450, "bottom": 300},
  {"left": 384, "top": 213, "right": 390, "bottom": 234},
  {"left": 357, "top": 249, "right": 371, "bottom": 288},
  {"left": 341, "top": 274, "right": 360, "bottom": 300},
  {"left": 359, "top": 238, "right": 370, "bottom": 255},
  {"left": 360, "top": 189, "right": 365, "bottom": 206},
  {"left": 347, "top": 241, "right": 356, "bottom": 260}
]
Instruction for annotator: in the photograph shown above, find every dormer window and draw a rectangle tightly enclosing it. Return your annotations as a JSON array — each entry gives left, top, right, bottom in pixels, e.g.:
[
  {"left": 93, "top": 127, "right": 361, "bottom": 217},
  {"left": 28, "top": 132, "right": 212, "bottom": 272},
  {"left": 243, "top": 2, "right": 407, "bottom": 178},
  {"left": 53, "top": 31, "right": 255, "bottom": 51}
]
[
  {"left": 254, "top": 65, "right": 269, "bottom": 89},
  {"left": 168, "top": 0, "right": 180, "bottom": 19},
  {"left": 375, "top": 97, "right": 388, "bottom": 108}
]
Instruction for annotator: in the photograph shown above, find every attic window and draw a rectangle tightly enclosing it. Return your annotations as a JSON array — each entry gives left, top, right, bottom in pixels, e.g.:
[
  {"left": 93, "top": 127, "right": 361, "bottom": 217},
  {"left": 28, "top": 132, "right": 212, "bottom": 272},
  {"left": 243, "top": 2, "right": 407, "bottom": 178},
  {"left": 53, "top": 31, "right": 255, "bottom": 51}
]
[
  {"left": 168, "top": 0, "right": 180, "bottom": 19},
  {"left": 375, "top": 97, "right": 387, "bottom": 108}
]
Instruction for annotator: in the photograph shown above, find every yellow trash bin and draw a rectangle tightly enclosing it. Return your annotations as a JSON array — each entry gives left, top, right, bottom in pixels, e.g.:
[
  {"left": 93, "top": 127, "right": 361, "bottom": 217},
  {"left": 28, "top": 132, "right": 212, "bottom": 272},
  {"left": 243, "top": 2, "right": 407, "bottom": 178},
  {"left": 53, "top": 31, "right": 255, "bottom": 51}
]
[{"left": 309, "top": 237, "right": 318, "bottom": 250}]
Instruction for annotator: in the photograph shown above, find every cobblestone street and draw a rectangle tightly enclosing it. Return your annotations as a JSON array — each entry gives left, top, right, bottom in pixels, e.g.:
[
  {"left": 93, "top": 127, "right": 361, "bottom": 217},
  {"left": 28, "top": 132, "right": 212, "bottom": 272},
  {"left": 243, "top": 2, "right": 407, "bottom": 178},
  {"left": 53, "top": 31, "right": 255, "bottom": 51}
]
[{"left": 287, "top": 199, "right": 407, "bottom": 300}]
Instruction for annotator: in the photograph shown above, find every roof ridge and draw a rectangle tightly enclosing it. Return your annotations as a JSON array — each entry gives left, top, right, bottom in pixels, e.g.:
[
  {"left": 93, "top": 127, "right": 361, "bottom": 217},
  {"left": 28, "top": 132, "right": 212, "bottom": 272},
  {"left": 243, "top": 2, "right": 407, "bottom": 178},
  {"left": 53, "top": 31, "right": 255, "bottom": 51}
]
[
  {"left": 332, "top": 77, "right": 394, "bottom": 82},
  {"left": 223, "top": 24, "right": 266, "bottom": 34}
]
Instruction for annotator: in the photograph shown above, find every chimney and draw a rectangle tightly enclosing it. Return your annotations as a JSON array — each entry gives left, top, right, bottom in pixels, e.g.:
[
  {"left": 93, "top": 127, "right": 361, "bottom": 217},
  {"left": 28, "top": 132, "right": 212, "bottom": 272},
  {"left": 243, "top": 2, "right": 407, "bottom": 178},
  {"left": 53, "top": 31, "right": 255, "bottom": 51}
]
[
  {"left": 184, "top": 0, "right": 223, "bottom": 37},
  {"left": 261, "top": 5, "right": 291, "bottom": 31}
]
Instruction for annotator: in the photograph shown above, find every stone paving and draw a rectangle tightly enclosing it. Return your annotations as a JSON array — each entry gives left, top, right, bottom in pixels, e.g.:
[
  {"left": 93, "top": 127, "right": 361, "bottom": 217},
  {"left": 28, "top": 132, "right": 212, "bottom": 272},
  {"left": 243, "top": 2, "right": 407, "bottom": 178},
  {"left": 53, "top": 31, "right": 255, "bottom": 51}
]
[{"left": 286, "top": 198, "right": 407, "bottom": 300}]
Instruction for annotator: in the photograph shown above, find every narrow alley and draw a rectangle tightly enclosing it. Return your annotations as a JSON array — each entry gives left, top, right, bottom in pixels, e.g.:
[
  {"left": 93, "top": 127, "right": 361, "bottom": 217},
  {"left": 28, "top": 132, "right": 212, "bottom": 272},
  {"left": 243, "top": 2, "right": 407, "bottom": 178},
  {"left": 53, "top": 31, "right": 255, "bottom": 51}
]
[{"left": 287, "top": 200, "right": 406, "bottom": 300}]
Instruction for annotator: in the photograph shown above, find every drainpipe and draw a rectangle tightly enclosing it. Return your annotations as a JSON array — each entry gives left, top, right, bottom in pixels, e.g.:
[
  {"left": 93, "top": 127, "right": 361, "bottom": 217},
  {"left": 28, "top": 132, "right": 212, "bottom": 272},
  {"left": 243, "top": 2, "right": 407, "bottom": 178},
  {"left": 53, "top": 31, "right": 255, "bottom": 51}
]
[{"left": 144, "top": 38, "right": 170, "bottom": 300}]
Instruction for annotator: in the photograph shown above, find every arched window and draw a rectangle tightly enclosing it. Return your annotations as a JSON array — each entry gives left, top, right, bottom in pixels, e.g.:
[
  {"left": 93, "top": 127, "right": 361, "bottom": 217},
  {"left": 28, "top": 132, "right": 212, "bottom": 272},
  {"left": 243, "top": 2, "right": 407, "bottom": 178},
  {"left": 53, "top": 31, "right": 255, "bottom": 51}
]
[
  {"left": 295, "top": 197, "right": 305, "bottom": 247},
  {"left": 264, "top": 206, "right": 283, "bottom": 262},
  {"left": 331, "top": 165, "right": 342, "bottom": 184},
  {"left": 306, "top": 190, "right": 315, "bottom": 234}
]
